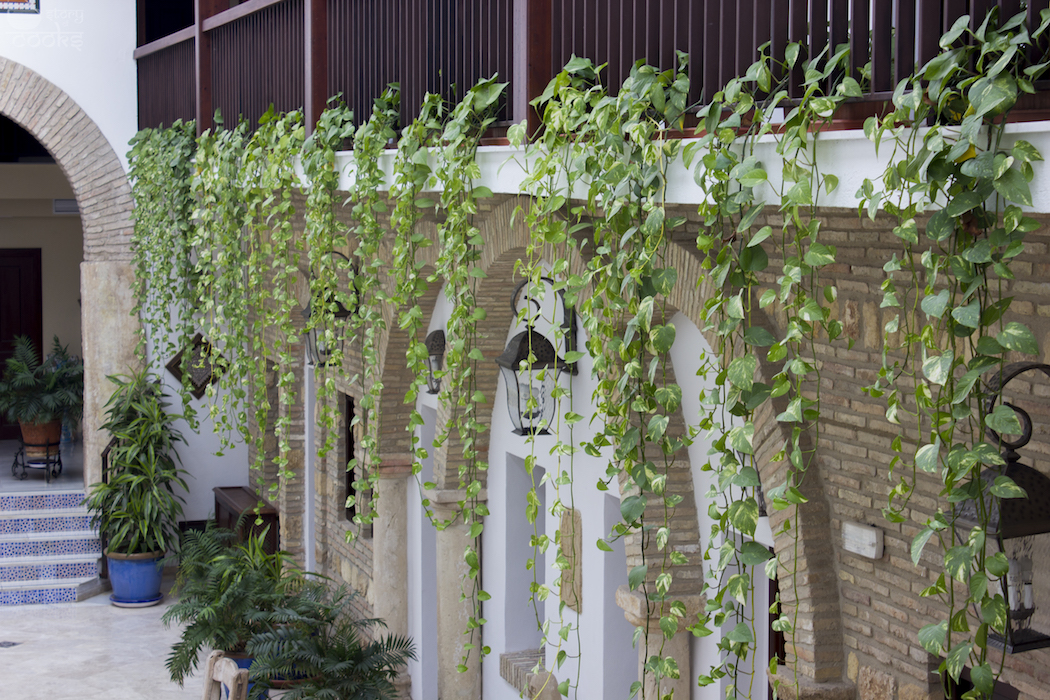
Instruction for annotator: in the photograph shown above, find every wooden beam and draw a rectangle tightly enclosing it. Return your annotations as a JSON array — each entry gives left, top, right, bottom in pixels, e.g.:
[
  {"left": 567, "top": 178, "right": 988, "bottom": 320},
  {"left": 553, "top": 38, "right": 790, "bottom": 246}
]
[
  {"left": 202, "top": 0, "right": 290, "bottom": 32},
  {"left": 195, "top": 0, "right": 224, "bottom": 133},
  {"left": 512, "top": 0, "right": 552, "bottom": 138},
  {"left": 133, "top": 26, "right": 196, "bottom": 60},
  {"left": 305, "top": 0, "right": 327, "bottom": 135}
]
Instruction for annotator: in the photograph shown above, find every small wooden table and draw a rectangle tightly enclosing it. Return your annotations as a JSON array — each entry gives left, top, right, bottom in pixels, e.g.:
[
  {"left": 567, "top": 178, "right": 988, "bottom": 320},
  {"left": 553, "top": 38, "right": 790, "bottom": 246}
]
[{"left": 212, "top": 486, "right": 279, "bottom": 554}]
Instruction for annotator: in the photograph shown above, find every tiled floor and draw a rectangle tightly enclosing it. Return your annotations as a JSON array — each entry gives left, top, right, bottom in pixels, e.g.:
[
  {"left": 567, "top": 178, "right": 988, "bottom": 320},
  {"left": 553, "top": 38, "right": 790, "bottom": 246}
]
[
  {"left": 0, "top": 439, "right": 85, "bottom": 493},
  {"left": 0, "top": 576, "right": 203, "bottom": 699}
]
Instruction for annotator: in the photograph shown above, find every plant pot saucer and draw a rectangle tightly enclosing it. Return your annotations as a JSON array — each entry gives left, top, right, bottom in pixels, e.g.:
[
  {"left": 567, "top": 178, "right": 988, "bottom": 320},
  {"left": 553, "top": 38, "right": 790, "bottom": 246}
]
[{"left": 109, "top": 592, "right": 163, "bottom": 608}]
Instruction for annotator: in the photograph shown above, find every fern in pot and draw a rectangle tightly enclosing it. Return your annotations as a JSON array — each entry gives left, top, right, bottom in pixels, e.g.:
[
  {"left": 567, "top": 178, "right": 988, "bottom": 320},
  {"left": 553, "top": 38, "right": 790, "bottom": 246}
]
[
  {"left": 0, "top": 335, "right": 83, "bottom": 457},
  {"left": 83, "top": 369, "right": 187, "bottom": 607}
]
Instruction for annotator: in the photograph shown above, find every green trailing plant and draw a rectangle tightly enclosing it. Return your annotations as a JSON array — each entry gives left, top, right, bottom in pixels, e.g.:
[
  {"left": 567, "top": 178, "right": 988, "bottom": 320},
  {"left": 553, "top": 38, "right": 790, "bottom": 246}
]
[
  {"left": 246, "top": 581, "right": 416, "bottom": 700},
  {"left": 0, "top": 335, "right": 83, "bottom": 428},
  {"left": 84, "top": 369, "right": 188, "bottom": 555},
  {"left": 127, "top": 9, "right": 1050, "bottom": 698},
  {"left": 163, "top": 524, "right": 301, "bottom": 685},
  {"left": 859, "top": 9, "right": 1050, "bottom": 697},
  {"left": 127, "top": 119, "right": 199, "bottom": 426}
]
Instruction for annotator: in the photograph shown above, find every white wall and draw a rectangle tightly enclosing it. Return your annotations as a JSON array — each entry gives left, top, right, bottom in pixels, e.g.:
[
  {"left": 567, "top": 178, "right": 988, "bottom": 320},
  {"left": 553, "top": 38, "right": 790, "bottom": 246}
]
[{"left": 0, "top": 0, "right": 138, "bottom": 173}]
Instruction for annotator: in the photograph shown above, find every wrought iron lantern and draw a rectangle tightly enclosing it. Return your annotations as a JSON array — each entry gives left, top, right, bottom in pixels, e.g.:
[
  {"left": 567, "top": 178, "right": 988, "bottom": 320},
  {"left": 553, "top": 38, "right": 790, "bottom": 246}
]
[
  {"left": 304, "top": 251, "right": 355, "bottom": 366},
  {"left": 496, "top": 277, "right": 578, "bottom": 436},
  {"left": 424, "top": 330, "right": 445, "bottom": 394},
  {"left": 957, "top": 362, "right": 1050, "bottom": 653}
]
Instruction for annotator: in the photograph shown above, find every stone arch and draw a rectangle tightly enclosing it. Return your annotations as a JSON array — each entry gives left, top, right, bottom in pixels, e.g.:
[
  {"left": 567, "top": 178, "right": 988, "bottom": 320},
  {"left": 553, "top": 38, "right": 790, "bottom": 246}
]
[
  {"left": 0, "top": 57, "right": 139, "bottom": 487},
  {"left": 660, "top": 239, "right": 849, "bottom": 692}
]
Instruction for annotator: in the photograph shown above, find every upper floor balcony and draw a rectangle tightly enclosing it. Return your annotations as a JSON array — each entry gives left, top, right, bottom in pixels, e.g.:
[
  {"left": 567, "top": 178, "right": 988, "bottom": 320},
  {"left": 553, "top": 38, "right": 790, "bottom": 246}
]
[{"left": 134, "top": 0, "right": 1050, "bottom": 137}]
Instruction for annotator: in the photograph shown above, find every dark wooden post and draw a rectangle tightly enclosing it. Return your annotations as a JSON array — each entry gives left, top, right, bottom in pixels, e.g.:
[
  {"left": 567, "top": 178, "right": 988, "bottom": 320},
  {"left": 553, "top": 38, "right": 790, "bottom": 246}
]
[
  {"left": 194, "top": 0, "right": 224, "bottom": 134},
  {"left": 512, "top": 0, "right": 551, "bottom": 139},
  {"left": 305, "top": 0, "right": 328, "bottom": 136}
]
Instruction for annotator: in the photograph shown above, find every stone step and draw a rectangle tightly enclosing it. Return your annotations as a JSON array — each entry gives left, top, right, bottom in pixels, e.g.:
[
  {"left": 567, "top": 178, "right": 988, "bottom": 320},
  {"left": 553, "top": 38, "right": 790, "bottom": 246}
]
[
  {"left": 0, "top": 491, "right": 86, "bottom": 513},
  {"left": 0, "top": 575, "right": 101, "bottom": 606},
  {"left": 0, "top": 530, "right": 101, "bottom": 559}
]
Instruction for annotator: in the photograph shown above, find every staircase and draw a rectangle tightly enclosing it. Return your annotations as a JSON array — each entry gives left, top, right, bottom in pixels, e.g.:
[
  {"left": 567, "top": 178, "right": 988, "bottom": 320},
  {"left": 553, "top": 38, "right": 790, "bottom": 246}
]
[{"left": 0, "top": 490, "right": 104, "bottom": 605}]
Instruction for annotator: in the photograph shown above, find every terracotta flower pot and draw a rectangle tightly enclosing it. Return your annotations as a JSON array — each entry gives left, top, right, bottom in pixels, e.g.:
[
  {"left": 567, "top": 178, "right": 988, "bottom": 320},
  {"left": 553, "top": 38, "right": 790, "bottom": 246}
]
[{"left": 19, "top": 420, "right": 62, "bottom": 459}]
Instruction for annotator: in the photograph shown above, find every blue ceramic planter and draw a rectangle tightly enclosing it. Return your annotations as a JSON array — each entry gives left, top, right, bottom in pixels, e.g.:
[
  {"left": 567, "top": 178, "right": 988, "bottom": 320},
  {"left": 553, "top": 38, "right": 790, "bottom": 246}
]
[{"left": 106, "top": 550, "right": 164, "bottom": 607}]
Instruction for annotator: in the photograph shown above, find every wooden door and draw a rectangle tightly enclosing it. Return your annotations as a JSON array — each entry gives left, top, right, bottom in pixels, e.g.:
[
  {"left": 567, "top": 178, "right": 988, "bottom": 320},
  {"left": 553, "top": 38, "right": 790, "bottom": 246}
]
[{"left": 0, "top": 249, "right": 43, "bottom": 440}]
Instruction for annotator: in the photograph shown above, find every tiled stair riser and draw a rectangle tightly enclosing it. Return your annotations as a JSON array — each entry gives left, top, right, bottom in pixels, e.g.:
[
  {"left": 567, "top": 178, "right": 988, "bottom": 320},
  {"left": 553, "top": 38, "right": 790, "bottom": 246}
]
[
  {"left": 0, "top": 515, "right": 92, "bottom": 535},
  {"left": 0, "top": 561, "right": 98, "bottom": 582},
  {"left": 0, "top": 490, "right": 101, "bottom": 606},
  {"left": 0, "top": 493, "right": 84, "bottom": 511},
  {"left": 0, "top": 537, "right": 100, "bottom": 559}
]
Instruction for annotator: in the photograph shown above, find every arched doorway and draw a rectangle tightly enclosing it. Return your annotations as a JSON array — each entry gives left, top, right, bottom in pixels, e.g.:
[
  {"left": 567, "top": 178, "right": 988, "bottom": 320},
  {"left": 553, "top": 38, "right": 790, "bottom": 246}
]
[{"left": 0, "top": 56, "right": 139, "bottom": 489}]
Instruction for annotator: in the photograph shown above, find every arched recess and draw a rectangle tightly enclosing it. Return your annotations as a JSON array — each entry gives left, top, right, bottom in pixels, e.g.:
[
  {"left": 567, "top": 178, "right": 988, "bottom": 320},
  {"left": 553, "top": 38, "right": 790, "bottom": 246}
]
[
  {"left": 0, "top": 57, "right": 139, "bottom": 488},
  {"left": 424, "top": 194, "right": 848, "bottom": 692}
]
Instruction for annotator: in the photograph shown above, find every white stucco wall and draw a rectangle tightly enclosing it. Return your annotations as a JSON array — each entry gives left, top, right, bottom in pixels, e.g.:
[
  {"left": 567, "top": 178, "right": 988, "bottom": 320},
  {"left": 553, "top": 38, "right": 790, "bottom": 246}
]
[{"left": 0, "top": 0, "right": 138, "bottom": 174}]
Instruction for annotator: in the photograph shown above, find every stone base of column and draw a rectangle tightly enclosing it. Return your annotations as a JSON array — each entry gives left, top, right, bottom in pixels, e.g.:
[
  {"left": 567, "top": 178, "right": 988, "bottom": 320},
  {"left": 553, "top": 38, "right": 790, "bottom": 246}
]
[{"left": 616, "top": 586, "right": 704, "bottom": 700}]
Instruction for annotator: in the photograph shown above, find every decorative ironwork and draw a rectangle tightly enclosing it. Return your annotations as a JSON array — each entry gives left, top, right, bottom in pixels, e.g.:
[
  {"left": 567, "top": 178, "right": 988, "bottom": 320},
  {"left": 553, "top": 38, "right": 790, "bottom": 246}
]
[{"left": 165, "top": 333, "right": 226, "bottom": 399}]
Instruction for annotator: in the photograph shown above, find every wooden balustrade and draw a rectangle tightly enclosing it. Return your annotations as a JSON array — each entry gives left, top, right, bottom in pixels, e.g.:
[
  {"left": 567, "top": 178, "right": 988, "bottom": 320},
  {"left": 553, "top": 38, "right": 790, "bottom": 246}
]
[{"left": 133, "top": 0, "right": 1049, "bottom": 135}]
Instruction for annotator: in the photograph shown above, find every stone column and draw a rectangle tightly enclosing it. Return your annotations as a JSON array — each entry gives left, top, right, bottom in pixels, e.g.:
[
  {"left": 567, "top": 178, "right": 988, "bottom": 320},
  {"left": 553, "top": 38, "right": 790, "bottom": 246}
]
[
  {"left": 617, "top": 587, "right": 703, "bottom": 700},
  {"left": 428, "top": 488, "right": 486, "bottom": 700},
  {"left": 81, "top": 262, "right": 140, "bottom": 487},
  {"left": 372, "top": 454, "right": 413, "bottom": 699}
]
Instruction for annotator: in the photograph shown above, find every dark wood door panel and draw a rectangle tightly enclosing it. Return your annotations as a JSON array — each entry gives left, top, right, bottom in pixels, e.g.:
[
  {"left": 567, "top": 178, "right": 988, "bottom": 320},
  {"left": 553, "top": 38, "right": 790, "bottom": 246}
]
[{"left": 0, "top": 249, "right": 42, "bottom": 440}]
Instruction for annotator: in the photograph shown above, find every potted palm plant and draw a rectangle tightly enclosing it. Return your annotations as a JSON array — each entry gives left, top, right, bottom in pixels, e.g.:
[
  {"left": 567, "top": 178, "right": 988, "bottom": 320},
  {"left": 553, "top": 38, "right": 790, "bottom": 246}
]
[
  {"left": 83, "top": 369, "right": 188, "bottom": 607},
  {"left": 0, "top": 335, "right": 83, "bottom": 456}
]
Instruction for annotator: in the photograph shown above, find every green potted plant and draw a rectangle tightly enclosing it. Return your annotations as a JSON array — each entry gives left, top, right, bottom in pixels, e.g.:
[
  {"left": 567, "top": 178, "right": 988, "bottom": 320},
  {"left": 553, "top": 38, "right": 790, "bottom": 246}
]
[
  {"left": 0, "top": 335, "right": 83, "bottom": 456},
  {"left": 163, "top": 523, "right": 301, "bottom": 686},
  {"left": 247, "top": 582, "right": 416, "bottom": 700},
  {"left": 83, "top": 369, "right": 188, "bottom": 607}
]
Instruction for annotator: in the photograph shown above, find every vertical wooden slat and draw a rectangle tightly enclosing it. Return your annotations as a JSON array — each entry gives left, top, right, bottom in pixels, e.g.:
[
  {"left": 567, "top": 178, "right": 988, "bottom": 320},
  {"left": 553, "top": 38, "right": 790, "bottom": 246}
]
[
  {"left": 769, "top": 0, "right": 789, "bottom": 89},
  {"left": 702, "top": 1, "right": 721, "bottom": 100},
  {"left": 871, "top": 0, "right": 893, "bottom": 92},
  {"left": 810, "top": 0, "right": 828, "bottom": 67},
  {"left": 971, "top": 0, "right": 994, "bottom": 31},
  {"left": 894, "top": 0, "right": 917, "bottom": 84},
  {"left": 195, "top": 0, "right": 223, "bottom": 133},
  {"left": 720, "top": 0, "right": 738, "bottom": 90},
  {"left": 305, "top": 0, "right": 327, "bottom": 134},
  {"left": 737, "top": 0, "right": 754, "bottom": 77},
  {"left": 944, "top": 0, "right": 967, "bottom": 34},
  {"left": 513, "top": 0, "right": 553, "bottom": 134},
  {"left": 849, "top": 0, "right": 868, "bottom": 86},
  {"left": 917, "top": 0, "right": 940, "bottom": 71},
  {"left": 788, "top": 0, "right": 806, "bottom": 97}
]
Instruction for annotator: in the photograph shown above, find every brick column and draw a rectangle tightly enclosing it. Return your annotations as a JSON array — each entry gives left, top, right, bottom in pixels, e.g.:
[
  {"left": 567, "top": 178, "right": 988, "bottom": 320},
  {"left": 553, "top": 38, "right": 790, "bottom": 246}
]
[{"left": 428, "top": 488, "right": 486, "bottom": 700}]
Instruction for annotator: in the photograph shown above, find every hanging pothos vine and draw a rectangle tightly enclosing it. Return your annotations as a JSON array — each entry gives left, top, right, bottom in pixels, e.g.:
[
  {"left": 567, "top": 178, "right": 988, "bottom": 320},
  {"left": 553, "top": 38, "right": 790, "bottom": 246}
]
[
  {"left": 125, "top": 8, "right": 1050, "bottom": 700},
  {"left": 861, "top": 10, "right": 1050, "bottom": 698}
]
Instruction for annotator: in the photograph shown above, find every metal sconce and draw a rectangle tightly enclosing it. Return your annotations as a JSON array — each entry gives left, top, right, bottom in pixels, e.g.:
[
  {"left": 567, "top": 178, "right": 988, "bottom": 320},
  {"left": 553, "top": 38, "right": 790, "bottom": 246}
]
[
  {"left": 424, "top": 330, "right": 445, "bottom": 394},
  {"left": 304, "top": 251, "right": 355, "bottom": 366},
  {"left": 496, "top": 277, "right": 577, "bottom": 436},
  {"left": 958, "top": 362, "right": 1050, "bottom": 653}
]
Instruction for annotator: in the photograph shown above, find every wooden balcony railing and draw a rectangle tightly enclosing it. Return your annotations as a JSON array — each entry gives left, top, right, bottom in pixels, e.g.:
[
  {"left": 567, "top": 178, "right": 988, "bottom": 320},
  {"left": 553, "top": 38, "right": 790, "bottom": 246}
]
[{"left": 134, "top": 0, "right": 1049, "bottom": 135}]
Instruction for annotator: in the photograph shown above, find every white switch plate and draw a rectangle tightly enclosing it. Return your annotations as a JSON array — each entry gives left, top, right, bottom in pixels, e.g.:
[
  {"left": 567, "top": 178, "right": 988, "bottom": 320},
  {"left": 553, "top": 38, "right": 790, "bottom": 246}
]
[{"left": 842, "top": 521, "right": 884, "bottom": 560}]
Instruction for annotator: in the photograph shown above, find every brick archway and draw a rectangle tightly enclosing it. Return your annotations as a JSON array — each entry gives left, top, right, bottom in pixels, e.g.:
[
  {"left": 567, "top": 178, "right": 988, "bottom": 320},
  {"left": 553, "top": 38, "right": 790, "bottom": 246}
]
[{"left": 0, "top": 57, "right": 140, "bottom": 487}]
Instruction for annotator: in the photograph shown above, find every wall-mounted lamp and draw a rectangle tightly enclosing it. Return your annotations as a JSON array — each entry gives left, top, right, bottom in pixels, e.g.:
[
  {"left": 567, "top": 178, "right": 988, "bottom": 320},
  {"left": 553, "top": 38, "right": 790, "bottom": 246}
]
[
  {"left": 424, "top": 330, "right": 445, "bottom": 394},
  {"left": 304, "top": 251, "right": 355, "bottom": 367},
  {"left": 958, "top": 362, "right": 1050, "bottom": 653},
  {"left": 496, "top": 277, "right": 578, "bottom": 436}
]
